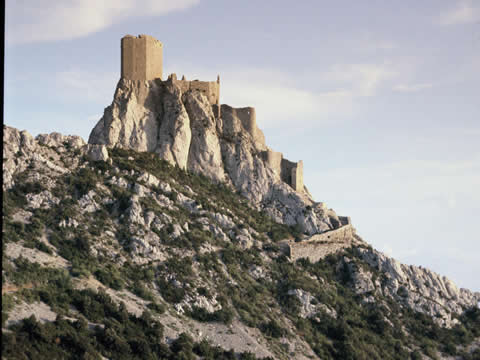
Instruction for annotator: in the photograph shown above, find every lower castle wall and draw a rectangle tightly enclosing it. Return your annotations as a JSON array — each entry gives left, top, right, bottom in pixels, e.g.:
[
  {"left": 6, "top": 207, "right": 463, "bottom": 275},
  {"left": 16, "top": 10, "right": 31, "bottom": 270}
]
[{"left": 280, "top": 225, "right": 354, "bottom": 263}]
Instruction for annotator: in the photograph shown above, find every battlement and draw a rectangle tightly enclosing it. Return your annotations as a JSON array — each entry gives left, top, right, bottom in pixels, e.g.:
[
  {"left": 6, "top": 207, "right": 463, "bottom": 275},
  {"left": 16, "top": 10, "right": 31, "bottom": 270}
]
[
  {"left": 121, "top": 34, "right": 163, "bottom": 80},
  {"left": 168, "top": 73, "right": 220, "bottom": 106}
]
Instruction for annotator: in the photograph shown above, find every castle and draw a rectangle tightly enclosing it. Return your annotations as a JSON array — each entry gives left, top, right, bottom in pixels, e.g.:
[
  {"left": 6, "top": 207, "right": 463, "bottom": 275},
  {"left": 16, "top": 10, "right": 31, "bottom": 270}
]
[
  {"left": 120, "top": 34, "right": 304, "bottom": 193},
  {"left": 121, "top": 34, "right": 220, "bottom": 106}
]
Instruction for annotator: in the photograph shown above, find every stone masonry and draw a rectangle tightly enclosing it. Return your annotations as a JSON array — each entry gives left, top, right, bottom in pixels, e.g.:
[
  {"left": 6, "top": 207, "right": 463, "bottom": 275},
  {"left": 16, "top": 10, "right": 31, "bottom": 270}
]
[
  {"left": 279, "top": 224, "right": 356, "bottom": 263},
  {"left": 121, "top": 35, "right": 163, "bottom": 80},
  {"left": 168, "top": 73, "right": 220, "bottom": 107}
]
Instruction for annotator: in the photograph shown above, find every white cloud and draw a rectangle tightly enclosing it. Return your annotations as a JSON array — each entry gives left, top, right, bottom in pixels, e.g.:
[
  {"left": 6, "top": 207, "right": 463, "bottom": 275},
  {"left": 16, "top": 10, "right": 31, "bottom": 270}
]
[
  {"left": 393, "top": 83, "right": 433, "bottom": 92},
  {"left": 438, "top": 0, "right": 480, "bottom": 25},
  {"left": 221, "top": 76, "right": 354, "bottom": 129},
  {"left": 167, "top": 62, "right": 396, "bottom": 129},
  {"left": 6, "top": 0, "right": 200, "bottom": 44},
  {"left": 322, "top": 63, "right": 396, "bottom": 97}
]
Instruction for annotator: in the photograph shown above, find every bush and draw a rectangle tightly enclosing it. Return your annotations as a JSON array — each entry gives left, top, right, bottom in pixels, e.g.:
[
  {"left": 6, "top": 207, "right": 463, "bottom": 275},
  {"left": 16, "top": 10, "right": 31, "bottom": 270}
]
[
  {"left": 188, "top": 306, "right": 235, "bottom": 325},
  {"left": 94, "top": 267, "right": 124, "bottom": 290},
  {"left": 156, "top": 279, "right": 186, "bottom": 304},
  {"left": 131, "top": 282, "right": 154, "bottom": 301},
  {"left": 260, "top": 319, "right": 287, "bottom": 338},
  {"left": 147, "top": 302, "right": 165, "bottom": 314}
]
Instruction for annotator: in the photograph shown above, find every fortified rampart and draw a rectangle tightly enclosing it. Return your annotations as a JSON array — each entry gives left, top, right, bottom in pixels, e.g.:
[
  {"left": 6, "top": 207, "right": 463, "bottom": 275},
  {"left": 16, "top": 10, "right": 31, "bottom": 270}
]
[
  {"left": 121, "top": 35, "right": 163, "bottom": 80},
  {"left": 260, "top": 154, "right": 304, "bottom": 192},
  {"left": 279, "top": 224, "right": 355, "bottom": 263},
  {"left": 168, "top": 73, "right": 220, "bottom": 106},
  {"left": 219, "top": 105, "right": 264, "bottom": 144}
]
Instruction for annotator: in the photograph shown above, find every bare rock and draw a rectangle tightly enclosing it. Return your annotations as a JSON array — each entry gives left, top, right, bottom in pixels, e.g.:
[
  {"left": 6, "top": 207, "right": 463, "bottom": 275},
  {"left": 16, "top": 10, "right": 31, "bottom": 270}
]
[
  {"left": 348, "top": 247, "right": 480, "bottom": 328},
  {"left": 88, "top": 80, "right": 336, "bottom": 235},
  {"left": 26, "top": 190, "right": 60, "bottom": 209},
  {"left": 86, "top": 144, "right": 109, "bottom": 161},
  {"left": 184, "top": 91, "right": 225, "bottom": 182},
  {"left": 36, "top": 132, "right": 85, "bottom": 149}
]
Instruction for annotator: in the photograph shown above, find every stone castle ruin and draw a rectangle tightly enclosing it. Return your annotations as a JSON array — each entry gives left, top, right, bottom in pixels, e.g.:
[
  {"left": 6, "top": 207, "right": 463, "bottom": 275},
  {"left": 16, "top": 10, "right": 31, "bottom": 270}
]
[
  {"left": 121, "top": 35, "right": 163, "bottom": 81},
  {"left": 120, "top": 34, "right": 305, "bottom": 193}
]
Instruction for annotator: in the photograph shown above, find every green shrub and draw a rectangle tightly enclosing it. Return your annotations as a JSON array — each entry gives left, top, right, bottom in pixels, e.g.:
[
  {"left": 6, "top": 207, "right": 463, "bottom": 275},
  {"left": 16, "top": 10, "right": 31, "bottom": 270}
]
[
  {"left": 147, "top": 302, "right": 165, "bottom": 314},
  {"left": 94, "top": 267, "right": 124, "bottom": 290},
  {"left": 188, "top": 306, "right": 234, "bottom": 325},
  {"left": 131, "top": 282, "right": 154, "bottom": 301},
  {"left": 260, "top": 319, "right": 287, "bottom": 338}
]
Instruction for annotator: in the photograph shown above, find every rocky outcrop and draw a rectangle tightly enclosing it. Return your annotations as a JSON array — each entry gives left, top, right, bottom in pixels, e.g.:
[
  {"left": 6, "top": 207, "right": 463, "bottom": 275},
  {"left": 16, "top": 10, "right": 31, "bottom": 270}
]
[
  {"left": 88, "top": 78, "right": 340, "bottom": 235},
  {"left": 86, "top": 144, "right": 109, "bottom": 162},
  {"left": 2, "top": 126, "right": 86, "bottom": 191},
  {"left": 343, "top": 247, "right": 480, "bottom": 328}
]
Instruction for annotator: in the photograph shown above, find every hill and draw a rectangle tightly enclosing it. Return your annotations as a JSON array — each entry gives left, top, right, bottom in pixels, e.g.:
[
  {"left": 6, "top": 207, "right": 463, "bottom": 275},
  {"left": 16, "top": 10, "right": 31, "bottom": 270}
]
[{"left": 2, "top": 125, "right": 479, "bottom": 359}]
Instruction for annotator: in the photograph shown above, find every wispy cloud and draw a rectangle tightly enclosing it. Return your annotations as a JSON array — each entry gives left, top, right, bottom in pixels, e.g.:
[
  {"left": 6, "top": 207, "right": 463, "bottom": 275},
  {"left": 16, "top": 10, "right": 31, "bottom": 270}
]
[
  {"left": 393, "top": 83, "right": 433, "bottom": 92},
  {"left": 168, "top": 62, "right": 397, "bottom": 129},
  {"left": 6, "top": 0, "right": 200, "bottom": 44},
  {"left": 438, "top": 0, "right": 480, "bottom": 25},
  {"left": 322, "top": 63, "right": 396, "bottom": 97}
]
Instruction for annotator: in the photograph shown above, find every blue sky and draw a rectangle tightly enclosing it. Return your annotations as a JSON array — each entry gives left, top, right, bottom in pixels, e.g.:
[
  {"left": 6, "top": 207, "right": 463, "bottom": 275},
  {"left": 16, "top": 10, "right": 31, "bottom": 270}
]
[{"left": 5, "top": 1, "right": 480, "bottom": 291}]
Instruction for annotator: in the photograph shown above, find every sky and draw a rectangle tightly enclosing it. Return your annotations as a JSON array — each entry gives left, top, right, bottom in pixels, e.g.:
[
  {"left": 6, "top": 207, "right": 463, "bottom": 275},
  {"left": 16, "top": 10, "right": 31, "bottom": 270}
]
[{"left": 4, "top": 0, "right": 480, "bottom": 291}]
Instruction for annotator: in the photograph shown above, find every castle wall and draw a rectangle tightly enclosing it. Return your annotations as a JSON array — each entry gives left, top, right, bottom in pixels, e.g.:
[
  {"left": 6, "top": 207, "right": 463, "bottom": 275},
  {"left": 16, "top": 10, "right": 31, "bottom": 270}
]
[
  {"left": 262, "top": 149, "right": 283, "bottom": 175},
  {"left": 145, "top": 36, "right": 163, "bottom": 80},
  {"left": 234, "top": 107, "right": 256, "bottom": 135},
  {"left": 280, "top": 225, "right": 355, "bottom": 263},
  {"left": 169, "top": 75, "right": 220, "bottom": 106},
  {"left": 281, "top": 159, "right": 295, "bottom": 188},
  {"left": 292, "top": 160, "right": 304, "bottom": 192},
  {"left": 281, "top": 158, "right": 304, "bottom": 192},
  {"left": 121, "top": 35, "right": 163, "bottom": 80}
]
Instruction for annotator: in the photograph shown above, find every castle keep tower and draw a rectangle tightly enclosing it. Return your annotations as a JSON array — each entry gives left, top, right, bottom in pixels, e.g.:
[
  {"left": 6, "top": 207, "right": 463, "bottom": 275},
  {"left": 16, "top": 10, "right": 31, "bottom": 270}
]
[{"left": 121, "top": 35, "right": 163, "bottom": 80}]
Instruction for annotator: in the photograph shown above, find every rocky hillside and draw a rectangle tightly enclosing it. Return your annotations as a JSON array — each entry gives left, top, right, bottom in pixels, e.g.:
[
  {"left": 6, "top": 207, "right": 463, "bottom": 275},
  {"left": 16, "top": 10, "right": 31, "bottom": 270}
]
[
  {"left": 2, "top": 125, "right": 480, "bottom": 360},
  {"left": 88, "top": 78, "right": 342, "bottom": 236}
]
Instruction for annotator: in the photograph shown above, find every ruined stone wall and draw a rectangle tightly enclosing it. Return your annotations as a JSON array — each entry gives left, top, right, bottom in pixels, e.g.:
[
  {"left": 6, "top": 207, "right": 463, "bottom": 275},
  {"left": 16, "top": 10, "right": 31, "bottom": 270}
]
[
  {"left": 234, "top": 107, "right": 256, "bottom": 134},
  {"left": 262, "top": 149, "right": 283, "bottom": 176},
  {"left": 281, "top": 225, "right": 355, "bottom": 263},
  {"left": 121, "top": 35, "right": 163, "bottom": 80},
  {"left": 169, "top": 74, "right": 220, "bottom": 106},
  {"left": 339, "top": 216, "right": 351, "bottom": 226},
  {"left": 281, "top": 158, "right": 304, "bottom": 192},
  {"left": 292, "top": 160, "right": 303, "bottom": 192}
]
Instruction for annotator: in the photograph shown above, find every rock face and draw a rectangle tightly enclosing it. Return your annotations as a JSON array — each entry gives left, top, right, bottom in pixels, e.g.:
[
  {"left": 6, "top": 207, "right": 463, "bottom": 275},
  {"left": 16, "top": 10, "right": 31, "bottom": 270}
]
[
  {"left": 3, "top": 126, "right": 86, "bottom": 191},
  {"left": 343, "top": 247, "right": 480, "bottom": 328},
  {"left": 89, "top": 78, "right": 339, "bottom": 235}
]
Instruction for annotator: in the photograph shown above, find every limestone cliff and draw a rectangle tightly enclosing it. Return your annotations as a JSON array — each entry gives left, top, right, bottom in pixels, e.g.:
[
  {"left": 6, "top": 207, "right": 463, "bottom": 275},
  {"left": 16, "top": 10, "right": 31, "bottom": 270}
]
[{"left": 89, "top": 78, "right": 337, "bottom": 235}]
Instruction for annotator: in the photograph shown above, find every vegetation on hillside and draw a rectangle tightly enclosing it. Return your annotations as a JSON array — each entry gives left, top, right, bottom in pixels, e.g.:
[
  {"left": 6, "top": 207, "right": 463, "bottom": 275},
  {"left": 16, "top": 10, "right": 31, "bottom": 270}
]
[{"left": 2, "top": 146, "right": 479, "bottom": 359}]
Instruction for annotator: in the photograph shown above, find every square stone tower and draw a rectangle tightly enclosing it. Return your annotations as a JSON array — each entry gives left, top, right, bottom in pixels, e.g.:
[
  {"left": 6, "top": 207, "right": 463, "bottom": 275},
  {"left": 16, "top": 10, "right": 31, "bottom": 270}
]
[{"left": 121, "top": 34, "right": 163, "bottom": 80}]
